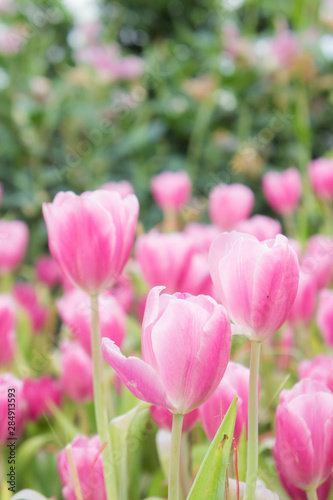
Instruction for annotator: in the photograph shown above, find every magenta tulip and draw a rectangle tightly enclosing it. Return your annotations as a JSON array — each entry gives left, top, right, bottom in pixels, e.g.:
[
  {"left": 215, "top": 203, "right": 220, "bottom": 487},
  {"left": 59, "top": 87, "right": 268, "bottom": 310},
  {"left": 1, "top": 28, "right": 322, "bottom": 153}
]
[
  {"left": 0, "top": 294, "right": 16, "bottom": 366},
  {"left": 23, "top": 376, "right": 62, "bottom": 421},
  {"left": 262, "top": 168, "right": 302, "bottom": 214},
  {"left": 151, "top": 171, "right": 192, "bottom": 211},
  {"left": 298, "top": 355, "right": 333, "bottom": 393},
  {"left": 309, "top": 158, "right": 333, "bottom": 200},
  {"left": 235, "top": 215, "right": 282, "bottom": 242},
  {"left": 0, "top": 373, "right": 26, "bottom": 444},
  {"left": 209, "top": 231, "right": 299, "bottom": 341},
  {"left": 43, "top": 190, "right": 139, "bottom": 295},
  {"left": 0, "top": 220, "right": 29, "bottom": 273},
  {"left": 209, "top": 183, "right": 254, "bottom": 230},
  {"left": 14, "top": 282, "right": 49, "bottom": 334},
  {"left": 102, "top": 286, "right": 231, "bottom": 414},
  {"left": 150, "top": 406, "right": 199, "bottom": 433},
  {"left": 60, "top": 341, "right": 93, "bottom": 403},
  {"left": 35, "top": 255, "right": 62, "bottom": 288}
]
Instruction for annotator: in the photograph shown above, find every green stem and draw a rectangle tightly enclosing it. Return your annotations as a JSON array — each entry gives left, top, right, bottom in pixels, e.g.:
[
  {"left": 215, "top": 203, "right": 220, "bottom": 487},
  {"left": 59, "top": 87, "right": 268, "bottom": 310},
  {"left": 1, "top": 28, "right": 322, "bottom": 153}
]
[
  {"left": 244, "top": 341, "right": 261, "bottom": 500},
  {"left": 90, "top": 295, "right": 118, "bottom": 500},
  {"left": 306, "top": 489, "right": 318, "bottom": 500},
  {"left": 168, "top": 413, "right": 184, "bottom": 500}
]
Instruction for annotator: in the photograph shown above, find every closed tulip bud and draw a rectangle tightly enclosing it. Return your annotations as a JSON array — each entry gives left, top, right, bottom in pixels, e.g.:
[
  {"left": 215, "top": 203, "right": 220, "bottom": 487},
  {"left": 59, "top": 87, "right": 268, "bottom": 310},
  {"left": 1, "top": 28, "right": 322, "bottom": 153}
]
[
  {"left": 0, "top": 294, "right": 16, "bottom": 366},
  {"left": 209, "top": 231, "right": 299, "bottom": 341},
  {"left": 23, "top": 376, "right": 62, "bottom": 421},
  {"left": 60, "top": 341, "right": 93, "bottom": 402},
  {"left": 317, "top": 289, "right": 333, "bottom": 348},
  {"left": 14, "top": 282, "right": 49, "bottom": 334},
  {"left": 0, "top": 220, "right": 29, "bottom": 274},
  {"left": 298, "top": 355, "right": 333, "bottom": 393},
  {"left": 309, "top": 158, "right": 333, "bottom": 201},
  {"left": 209, "top": 183, "right": 254, "bottom": 230},
  {"left": 102, "top": 286, "right": 231, "bottom": 414},
  {"left": 150, "top": 171, "right": 192, "bottom": 212},
  {"left": 43, "top": 190, "right": 139, "bottom": 295},
  {"left": 235, "top": 215, "right": 282, "bottom": 242},
  {"left": 99, "top": 180, "right": 134, "bottom": 198},
  {"left": 262, "top": 168, "right": 302, "bottom": 214},
  {"left": 150, "top": 406, "right": 199, "bottom": 433},
  {"left": 0, "top": 373, "right": 26, "bottom": 444}
]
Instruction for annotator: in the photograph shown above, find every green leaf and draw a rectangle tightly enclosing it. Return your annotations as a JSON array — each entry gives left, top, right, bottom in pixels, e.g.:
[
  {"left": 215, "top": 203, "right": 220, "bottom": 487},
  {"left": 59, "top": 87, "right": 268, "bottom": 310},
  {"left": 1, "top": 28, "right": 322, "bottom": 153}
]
[
  {"left": 16, "top": 433, "right": 55, "bottom": 472},
  {"left": 186, "top": 396, "right": 237, "bottom": 500}
]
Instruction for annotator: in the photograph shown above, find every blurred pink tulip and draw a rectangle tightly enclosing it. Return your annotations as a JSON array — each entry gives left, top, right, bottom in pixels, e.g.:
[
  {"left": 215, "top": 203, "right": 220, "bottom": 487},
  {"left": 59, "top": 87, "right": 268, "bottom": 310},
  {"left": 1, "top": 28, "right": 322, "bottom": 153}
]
[
  {"left": 35, "top": 255, "right": 62, "bottom": 288},
  {"left": 0, "top": 23, "right": 25, "bottom": 56},
  {"left": 298, "top": 355, "right": 333, "bottom": 392},
  {"left": 262, "top": 168, "right": 302, "bottom": 214},
  {"left": 58, "top": 435, "right": 106, "bottom": 500},
  {"left": 0, "top": 373, "right": 25, "bottom": 444},
  {"left": 150, "top": 406, "right": 199, "bottom": 433},
  {"left": 309, "top": 158, "right": 333, "bottom": 200},
  {"left": 60, "top": 341, "right": 93, "bottom": 403},
  {"left": 109, "top": 274, "right": 134, "bottom": 313},
  {"left": 23, "top": 376, "right": 62, "bottom": 421},
  {"left": 317, "top": 289, "right": 333, "bottom": 347},
  {"left": 57, "top": 289, "right": 126, "bottom": 355},
  {"left": 102, "top": 286, "right": 231, "bottom": 414},
  {"left": 0, "top": 220, "right": 29, "bottom": 273},
  {"left": 43, "top": 190, "right": 139, "bottom": 295},
  {"left": 150, "top": 170, "right": 192, "bottom": 211},
  {"left": 275, "top": 379, "right": 333, "bottom": 491},
  {"left": 235, "top": 215, "right": 282, "bottom": 241},
  {"left": 209, "top": 231, "right": 299, "bottom": 341},
  {"left": 287, "top": 269, "right": 317, "bottom": 325},
  {"left": 0, "top": 294, "right": 16, "bottom": 366},
  {"left": 99, "top": 180, "right": 134, "bottom": 198},
  {"left": 302, "top": 235, "right": 333, "bottom": 289},
  {"left": 200, "top": 361, "right": 258, "bottom": 444},
  {"left": 184, "top": 223, "right": 220, "bottom": 253},
  {"left": 270, "top": 30, "right": 301, "bottom": 68},
  {"left": 13, "top": 282, "right": 49, "bottom": 334},
  {"left": 209, "top": 183, "right": 254, "bottom": 230}
]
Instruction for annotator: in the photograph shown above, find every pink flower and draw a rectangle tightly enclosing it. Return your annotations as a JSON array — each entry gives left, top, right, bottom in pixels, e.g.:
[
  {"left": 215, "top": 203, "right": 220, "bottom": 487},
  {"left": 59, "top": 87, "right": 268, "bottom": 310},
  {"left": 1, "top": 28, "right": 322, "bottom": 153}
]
[
  {"left": 150, "top": 171, "right": 192, "bottom": 211},
  {"left": 209, "top": 183, "right": 254, "bottom": 230},
  {"left": 58, "top": 435, "right": 106, "bottom": 500},
  {"left": 13, "top": 282, "right": 49, "bottom": 334},
  {"left": 0, "top": 294, "right": 16, "bottom": 366},
  {"left": 102, "top": 286, "right": 231, "bottom": 414},
  {"left": 0, "top": 373, "right": 26, "bottom": 444},
  {"left": 200, "top": 361, "right": 258, "bottom": 444},
  {"left": 316, "top": 289, "right": 333, "bottom": 347},
  {"left": 270, "top": 30, "right": 301, "bottom": 68},
  {"left": 60, "top": 341, "right": 93, "bottom": 403},
  {"left": 298, "top": 355, "right": 333, "bottom": 393},
  {"left": 287, "top": 269, "right": 317, "bottom": 325},
  {"left": 309, "top": 158, "right": 333, "bottom": 200},
  {"left": 235, "top": 215, "right": 282, "bottom": 241},
  {"left": 209, "top": 232, "right": 299, "bottom": 341},
  {"left": 109, "top": 274, "right": 134, "bottom": 313},
  {"left": 275, "top": 379, "right": 333, "bottom": 491},
  {"left": 23, "top": 376, "right": 62, "bottom": 421},
  {"left": 57, "top": 289, "right": 126, "bottom": 355},
  {"left": 262, "top": 168, "right": 302, "bottom": 214},
  {"left": 0, "top": 220, "right": 29, "bottom": 273},
  {"left": 184, "top": 223, "right": 220, "bottom": 253},
  {"left": 302, "top": 235, "right": 333, "bottom": 289},
  {"left": 99, "top": 180, "right": 134, "bottom": 198},
  {"left": 35, "top": 255, "right": 62, "bottom": 288},
  {"left": 43, "top": 190, "right": 139, "bottom": 295},
  {"left": 150, "top": 406, "right": 199, "bottom": 433}
]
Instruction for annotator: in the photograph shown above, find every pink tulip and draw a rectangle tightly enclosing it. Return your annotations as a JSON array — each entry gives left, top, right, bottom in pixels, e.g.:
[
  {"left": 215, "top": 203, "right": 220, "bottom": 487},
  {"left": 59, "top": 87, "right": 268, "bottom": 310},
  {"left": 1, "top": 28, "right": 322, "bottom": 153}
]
[
  {"left": 184, "top": 223, "right": 220, "bottom": 253},
  {"left": 0, "top": 294, "right": 16, "bottom": 366},
  {"left": 150, "top": 171, "right": 192, "bottom": 211},
  {"left": 150, "top": 406, "right": 199, "bottom": 433},
  {"left": 275, "top": 379, "right": 333, "bottom": 491},
  {"left": 209, "top": 183, "right": 254, "bottom": 230},
  {"left": 309, "top": 158, "right": 333, "bottom": 200},
  {"left": 262, "top": 168, "right": 302, "bottom": 214},
  {"left": 60, "top": 341, "right": 93, "bottom": 403},
  {"left": 302, "top": 235, "right": 333, "bottom": 289},
  {"left": 287, "top": 269, "right": 317, "bottom": 325},
  {"left": 35, "top": 255, "right": 62, "bottom": 288},
  {"left": 57, "top": 289, "right": 126, "bottom": 355},
  {"left": 109, "top": 274, "right": 134, "bottom": 313},
  {"left": 13, "top": 282, "right": 49, "bottom": 334},
  {"left": 0, "top": 220, "right": 29, "bottom": 273},
  {"left": 235, "top": 215, "right": 282, "bottom": 241},
  {"left": 316, "top": 289, "right": 333, "bottom": 347},
  {"left": 273, "top": 324, "right": 294, "bottom": 370},
  {"left": 102, "top": 286, "right": 231, "bottom": 414},
  {"left": 209, "top": 231, "right": 299, "bottom": 341},
  {"left": 58, "top": 434, "right": 106, "bottom": 500},
  {"left": 0, "top": 373, "right": 26, "bottom": 444},
  {"left": 298, "top": 355, "right": 333, "bottom": 393},
  {"left": 23, "top": 376, "right": 62, "bottom": 421},
  {"left": 200, "top": 361, "right": 258, "bottom": 444},
  {"left": 43, "top": 190, "right": 139, "bottom": 295},
  {"left": 99, "top": 180, "right": 134, "bottom": 198},
  {"left": 270, "top": 30, "right": 301, "bottom": 68}
]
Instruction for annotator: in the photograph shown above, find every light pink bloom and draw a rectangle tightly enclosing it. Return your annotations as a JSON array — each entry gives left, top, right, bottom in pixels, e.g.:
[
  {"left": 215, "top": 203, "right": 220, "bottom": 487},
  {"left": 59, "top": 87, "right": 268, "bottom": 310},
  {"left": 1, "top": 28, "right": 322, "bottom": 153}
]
[
  {"left": 102, "top": 286, "right": 231, "bottom": 414},
  {"left": 14, "top": 282, "right": 49, "bottom": 334},
  {"left": 235, "top": 215, "right": 282, "bottom": 241},
  {"left": 150, "top": 406, "right": 199, "bottom": 433},
  {"left": 273, "top": 324, "right": 294, "bottom": 370},
  {"left": 150, "top": 171, "right": 192, "bottom": 211},
  {"left": 43, "top": 190, "right": 139, "bottom": 295},
  {"left": 58, "top": 435, "right": 106, "bottom": 500},
  {"left": 23, "top": 376, "right": 62, "bottom": 421},
  {"left": 35, "top": 255, "right": 62, "bottom": 288},
  {"left": 287, "top": 269, "right": 317, "bottom": 325},
  {"left": 275, "top": 379, "right": 333, "bottom": 491},
  {"left": 0, "top": 220, "right": 29, "bottom": 273},
  {"left": 209, "top": 231, "right": 299, "bottom": 341},
  {"left": 0, "top": 373, "right": 25, "bottom": 444},
  {"left": 262, "top": 168, "right": 302, "bottom": 214},
  {"left": 309, "top": 158, "right": 333, "bottom": 200},
  {"left": 0, "top": 23, "right": 25, "bottom": 56},
  {"left": 57, "top": 289, "right": 126, "bottom": 355},
  {"left": 317, "top": 289, "right": 333, "bottom": 347},
  {"left": 302, "top": 235, "right": 333, "bottom": 289},
  {"left": 209, "top": 183, "right": 254, "bottom": 230},
  {"left": 299, "top": 355, "right": 333, "bottom": 393},
  {"left": 0, "top": 294, "right": 16, "bottom": 366},
  {"left": 109, "top": 274, "right": 134, "bottom": 313},
  {"left": 184, "top": 223, "right": 221, "bottom": 253},
  {"left": 270, "top": 30, "right": 301, "bottom": 68},
  {"left": 60, "top": 341, "right": 93, "bottom": 403},
  {"left": 99, "top": 180, "right": 134, "bottom": 198}
]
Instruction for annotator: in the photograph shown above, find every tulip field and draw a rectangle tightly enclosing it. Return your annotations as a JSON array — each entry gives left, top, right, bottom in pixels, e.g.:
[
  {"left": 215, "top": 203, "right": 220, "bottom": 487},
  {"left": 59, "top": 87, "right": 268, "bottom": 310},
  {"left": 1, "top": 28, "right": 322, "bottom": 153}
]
[{"left": 2, "top": 1, "right": 333, "bottom": 500}]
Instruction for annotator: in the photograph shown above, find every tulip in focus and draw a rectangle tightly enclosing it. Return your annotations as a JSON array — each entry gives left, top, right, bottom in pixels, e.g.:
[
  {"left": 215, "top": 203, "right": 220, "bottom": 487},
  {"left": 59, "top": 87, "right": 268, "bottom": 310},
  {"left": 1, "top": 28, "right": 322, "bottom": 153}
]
[
  {"left": 298, "top": 355, "right": 333, "bottom": 393},
  {"left": 208, "top": 183, "right": 254, "bottom": 230},
  {"left": 23, "top": 376, "right": 62, "bottom": 421},
  {"left": 0, "top": 220, "right": 29, "bottom": 273},
  {"left": 235, "top": 215, "right": 282, "bottom": 242},
  {"left": 0, "top": 373, "right": 26, "bottom": 444},
  {"left": 0, "top": 294, "right": 16, "bottom": 366},
  {"left": 43, "top": 190, "right": 139, "bottom": 295},
  {"left": 150, "top": 170, "right": 192, "bottom": 212},
  {"left": 60, "top": 341, "right": 94, "bottom": 403},
  {"left": 262, "top": 168, "right": 302, "bottom": 214},
  {"left": 309, "top": 158, "right": 333, "bottom": 201}
]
